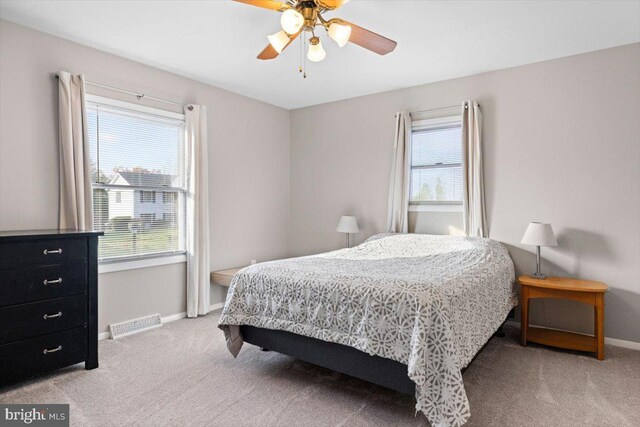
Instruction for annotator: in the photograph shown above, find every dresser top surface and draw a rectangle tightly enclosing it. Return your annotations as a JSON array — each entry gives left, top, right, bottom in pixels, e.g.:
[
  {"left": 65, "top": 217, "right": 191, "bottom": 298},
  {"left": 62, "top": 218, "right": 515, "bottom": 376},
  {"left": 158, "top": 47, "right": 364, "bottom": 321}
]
[{"left": 0, "top": 229, "right": 104, "bottom": 241}]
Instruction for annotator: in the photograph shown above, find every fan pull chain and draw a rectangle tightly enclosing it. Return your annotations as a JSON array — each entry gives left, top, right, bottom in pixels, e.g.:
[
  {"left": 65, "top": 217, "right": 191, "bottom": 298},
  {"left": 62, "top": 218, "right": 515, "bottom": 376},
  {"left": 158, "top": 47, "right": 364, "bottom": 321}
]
[
  {"left": 299, "top": 34, "right": 303, "bottom": 75},
  {"left": 296, "top": 34, "right": 307, "bottom": 79},
  {"left": 303, "top": 36, "right": 307, "bottom": 79}
]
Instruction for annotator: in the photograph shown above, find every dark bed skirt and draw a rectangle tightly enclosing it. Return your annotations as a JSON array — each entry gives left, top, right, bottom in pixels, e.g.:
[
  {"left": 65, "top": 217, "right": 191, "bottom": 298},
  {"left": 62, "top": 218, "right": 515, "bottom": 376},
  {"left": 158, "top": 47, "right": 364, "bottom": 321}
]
[{"left": 240, "top": 325, "right": 416, "bottom": 396}]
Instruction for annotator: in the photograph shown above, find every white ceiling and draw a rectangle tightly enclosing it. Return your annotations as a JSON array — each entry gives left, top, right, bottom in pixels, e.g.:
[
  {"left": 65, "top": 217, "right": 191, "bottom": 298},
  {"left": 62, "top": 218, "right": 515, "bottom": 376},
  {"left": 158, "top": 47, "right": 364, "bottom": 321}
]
[{"left": 1, "top": 1, "right": 639, "bottom": 109}]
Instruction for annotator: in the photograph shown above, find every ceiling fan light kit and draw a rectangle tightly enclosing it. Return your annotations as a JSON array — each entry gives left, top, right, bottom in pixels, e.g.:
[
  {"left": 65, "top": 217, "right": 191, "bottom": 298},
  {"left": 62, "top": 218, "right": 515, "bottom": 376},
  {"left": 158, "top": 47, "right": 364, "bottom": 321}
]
[
  {"left": 267, "top": 29, "right": 290, "bottom": 53},
  {"left": 307, "top": 36, "right": 326, "bottom": 62},
  {"left": 280, "top": 8, "right": 304, "bottom": 34},
  {"left": 327, "top": 21, "right": 351, "bottom": 47},
  {"left": 234, "top": 0, "right": 397, "bottom": 73}
]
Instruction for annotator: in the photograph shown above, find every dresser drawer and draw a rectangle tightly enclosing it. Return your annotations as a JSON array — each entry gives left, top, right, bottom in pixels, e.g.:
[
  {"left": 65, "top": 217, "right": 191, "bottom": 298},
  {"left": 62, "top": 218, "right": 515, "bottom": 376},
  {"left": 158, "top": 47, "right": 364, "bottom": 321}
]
[
  {"left": 0, "top": 327, "right": 87, "bottom": 382},
  {"left": 0, "top": 238, "right": 87, "bottom": 269},
  {"left": 0, "top": 295, "right": 87, "bottom": 344},
  {"left": 0, "top": 262, "right": 87, "bottom": 307}
]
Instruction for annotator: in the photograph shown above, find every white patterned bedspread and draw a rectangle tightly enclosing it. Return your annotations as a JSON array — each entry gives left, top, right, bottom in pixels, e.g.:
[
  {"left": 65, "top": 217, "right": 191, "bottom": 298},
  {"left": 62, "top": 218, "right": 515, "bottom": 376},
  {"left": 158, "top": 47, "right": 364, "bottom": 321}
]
[{"left": 218, "top": 233, "right": 516, "bottom": 427}]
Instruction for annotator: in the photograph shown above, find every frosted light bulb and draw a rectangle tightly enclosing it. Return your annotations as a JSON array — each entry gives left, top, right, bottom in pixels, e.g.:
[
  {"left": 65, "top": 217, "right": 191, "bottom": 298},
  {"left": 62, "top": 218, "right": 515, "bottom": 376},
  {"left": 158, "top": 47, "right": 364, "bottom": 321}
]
[
  {"left": 267, "top": 30, "right": 290, "bottom": 54},
  {"left": 328, "top": 22, "right": 351, "bottom": 47},
  {"left": 307, "top": 37, "right": 326, "bottom": 62},
  {"left": 280, "top": 9, "right": 304, "bottom": 35}
]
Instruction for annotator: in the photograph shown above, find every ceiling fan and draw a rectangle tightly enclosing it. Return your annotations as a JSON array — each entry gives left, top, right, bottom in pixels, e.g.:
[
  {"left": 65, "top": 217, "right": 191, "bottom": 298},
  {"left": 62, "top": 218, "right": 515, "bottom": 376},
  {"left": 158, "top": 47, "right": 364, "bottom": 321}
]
[{"left": 233, "top": 0, "right": 397, "bottom": 63}]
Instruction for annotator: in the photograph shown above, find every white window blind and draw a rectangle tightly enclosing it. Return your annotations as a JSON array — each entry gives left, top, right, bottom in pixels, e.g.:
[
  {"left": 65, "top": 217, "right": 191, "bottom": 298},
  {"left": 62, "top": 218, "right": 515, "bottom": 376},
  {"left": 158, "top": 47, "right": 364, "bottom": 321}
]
[
  {"left": 410, "top": 118, "right": 463, "bottom": 204},
  {"left": 87, "top": 96, "right": 187, "bottom": 262}
]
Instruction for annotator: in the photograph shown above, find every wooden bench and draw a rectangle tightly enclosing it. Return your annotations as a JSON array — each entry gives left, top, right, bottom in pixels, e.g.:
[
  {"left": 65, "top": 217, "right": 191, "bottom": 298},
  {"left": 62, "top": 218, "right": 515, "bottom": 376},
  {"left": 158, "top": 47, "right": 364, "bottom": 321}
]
[{"left": 211, "top": 267, "right": 246, "bottom": 287}]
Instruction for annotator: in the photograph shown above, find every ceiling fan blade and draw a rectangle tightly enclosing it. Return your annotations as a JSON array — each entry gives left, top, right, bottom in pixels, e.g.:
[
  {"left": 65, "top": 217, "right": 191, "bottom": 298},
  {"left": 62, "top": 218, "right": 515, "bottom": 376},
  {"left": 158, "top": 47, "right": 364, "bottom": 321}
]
[
  {"left": 257, "top": 31, "right": 300, "bottom": 60},
  {"left": 233, "top": 0, "right": 290, "bottom": 12},
  {"left": 257, "top": 44, "right": 279, "bottom": 60},
  {"left": 341, "top": 20, "right": 397, "bottom": 55},
  {"left": 315, "top": 0, "right": 350, "bottom": 10}
]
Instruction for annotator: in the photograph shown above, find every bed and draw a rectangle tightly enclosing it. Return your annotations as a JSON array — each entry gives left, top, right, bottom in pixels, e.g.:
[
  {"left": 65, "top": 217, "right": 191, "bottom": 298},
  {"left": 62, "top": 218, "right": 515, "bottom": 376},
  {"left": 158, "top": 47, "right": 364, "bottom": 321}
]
[{"left": 218, "top": 233, "right": 516, "bottom": 427}]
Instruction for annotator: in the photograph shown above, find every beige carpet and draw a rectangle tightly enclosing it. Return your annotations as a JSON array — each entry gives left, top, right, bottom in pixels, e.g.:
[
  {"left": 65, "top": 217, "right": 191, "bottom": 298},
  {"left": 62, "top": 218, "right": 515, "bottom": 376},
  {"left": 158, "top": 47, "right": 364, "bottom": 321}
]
[{"left": 1, "top": 310, "right": 639, "bottom": 427}]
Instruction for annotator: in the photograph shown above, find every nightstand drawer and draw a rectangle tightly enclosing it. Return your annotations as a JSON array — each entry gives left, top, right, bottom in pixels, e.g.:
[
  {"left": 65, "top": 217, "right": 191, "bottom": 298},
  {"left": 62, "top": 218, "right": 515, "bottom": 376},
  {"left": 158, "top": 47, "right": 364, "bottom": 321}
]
[
  {"left": 0, "top": 295, "right": 87, "bottom": 344},
  {"left": 0, "top": 327, "right": 87, "bottom": 382},
  {"left": 0, "top": 262, "right": 87, "bottom": 307},
  {"left": 0, "top": 238, "right": 87, "bottom": 269}
]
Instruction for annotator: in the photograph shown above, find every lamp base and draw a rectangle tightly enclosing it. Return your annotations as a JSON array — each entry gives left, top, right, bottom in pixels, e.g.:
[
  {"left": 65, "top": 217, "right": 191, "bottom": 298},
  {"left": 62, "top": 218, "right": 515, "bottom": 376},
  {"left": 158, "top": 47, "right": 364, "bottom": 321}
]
[{"left": 530, "top": 272, "right": 547, "bottom": 279}]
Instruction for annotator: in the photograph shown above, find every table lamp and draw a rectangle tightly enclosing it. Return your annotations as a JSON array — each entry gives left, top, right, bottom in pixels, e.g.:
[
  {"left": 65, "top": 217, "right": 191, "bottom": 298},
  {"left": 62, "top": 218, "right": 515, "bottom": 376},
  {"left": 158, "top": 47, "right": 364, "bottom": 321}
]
[
  {"left": 521, "top": 222, "right": 557, "bottom": 279},
  {"left": 336, "top": 216, "right": 359, "bottom": 248}
]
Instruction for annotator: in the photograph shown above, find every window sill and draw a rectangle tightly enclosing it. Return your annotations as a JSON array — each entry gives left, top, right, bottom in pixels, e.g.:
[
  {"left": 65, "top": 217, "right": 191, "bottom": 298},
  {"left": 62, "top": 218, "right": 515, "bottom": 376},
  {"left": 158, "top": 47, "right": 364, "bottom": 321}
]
[
  {"left": 99, "top": 253, "right": 187, "bottom": 274},
  {"left": 409, "top": 204, "right": 463, "bottom": 213}
]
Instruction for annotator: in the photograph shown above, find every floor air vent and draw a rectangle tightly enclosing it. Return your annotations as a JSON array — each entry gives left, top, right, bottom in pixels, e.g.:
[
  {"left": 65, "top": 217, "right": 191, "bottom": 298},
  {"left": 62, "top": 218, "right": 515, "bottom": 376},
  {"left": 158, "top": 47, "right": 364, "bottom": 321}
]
[{"left": 109, "top": 313, "right": 162, "bottom": 339}]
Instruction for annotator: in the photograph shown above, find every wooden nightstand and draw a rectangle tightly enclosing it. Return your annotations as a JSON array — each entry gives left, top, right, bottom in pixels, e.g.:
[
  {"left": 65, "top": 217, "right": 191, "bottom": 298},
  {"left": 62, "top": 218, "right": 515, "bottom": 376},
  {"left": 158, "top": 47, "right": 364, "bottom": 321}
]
[
  {"left": 518, "top": 275, "right": 609, "bottom": 360},
  {"left": 211, "top": 267, "right": 246, "bottom": 287}
]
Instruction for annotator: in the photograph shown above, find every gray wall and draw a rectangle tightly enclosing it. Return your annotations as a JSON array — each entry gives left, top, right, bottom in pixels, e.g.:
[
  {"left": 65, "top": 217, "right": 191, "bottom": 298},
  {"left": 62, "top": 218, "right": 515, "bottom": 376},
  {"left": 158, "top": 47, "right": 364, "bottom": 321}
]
[
  {"left": 290, "top": 43, "right": 640, "bottom": 343},
  {"left": 0, "top": 21, "right": 290, "bottom": 332},
  {"left": 2, "top": 20, "right": 639, "bottom": 343}
]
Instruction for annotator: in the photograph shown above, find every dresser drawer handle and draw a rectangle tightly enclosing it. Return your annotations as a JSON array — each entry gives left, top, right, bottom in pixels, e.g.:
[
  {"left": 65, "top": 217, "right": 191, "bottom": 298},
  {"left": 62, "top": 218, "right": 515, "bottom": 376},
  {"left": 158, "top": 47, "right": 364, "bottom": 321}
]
[
  {"left": 43, "top": 311, "right": 63, "bottom": 320},
  {"left": 43, "top": 278, "right": 63, "bottom": 285},
  {"left": 43, "top": 248, "right": 63, "bottom": 255},
  {"left": 43, "top": 345, "right": 62, "bottom": 355}
]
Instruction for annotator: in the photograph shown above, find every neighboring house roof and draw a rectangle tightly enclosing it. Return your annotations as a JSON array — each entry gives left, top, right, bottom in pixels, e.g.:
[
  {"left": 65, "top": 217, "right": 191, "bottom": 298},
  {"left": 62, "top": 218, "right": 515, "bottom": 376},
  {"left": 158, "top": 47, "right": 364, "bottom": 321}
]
[{"left": 111, "top": 171, "right": 177, "bottom": 187}]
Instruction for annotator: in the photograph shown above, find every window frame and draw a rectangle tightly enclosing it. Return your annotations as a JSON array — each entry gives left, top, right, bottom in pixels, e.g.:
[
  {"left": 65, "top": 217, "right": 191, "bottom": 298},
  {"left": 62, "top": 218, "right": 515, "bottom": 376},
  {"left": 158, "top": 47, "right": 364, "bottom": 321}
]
[
  {"left": 86, "top": 94, "right": 188, "bottom": 267},
  {"left": 140, "top": 213, "right": 156, "bottom": 222},
  {"left": 139, "top": 190, "right": 156, "bottom": 204},
  {"left": 409, "top": 115, "right": 463, "bottom": 212},
  {"left": 162, "top": 191, "right": 177, "bottom": 204}
]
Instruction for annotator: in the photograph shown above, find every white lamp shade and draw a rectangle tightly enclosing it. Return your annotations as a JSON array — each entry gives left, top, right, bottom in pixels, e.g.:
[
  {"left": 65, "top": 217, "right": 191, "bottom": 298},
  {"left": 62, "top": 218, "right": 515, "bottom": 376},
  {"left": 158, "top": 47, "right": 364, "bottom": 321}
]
[
  {"left": 521, "top": 222, "right": 557, "bottom": 247},
  {"left": 336, "top": 216, "right": 359, "bottom": 234},
  {"left": 267, "top": 30, "right": 290, "bottom": 54},
  {"left": 307, "top": 39, "right": 326, "bottom": 62},
  {"left": 328, "top": 22, "right": 351, "bottom": 47},
  {"left": 280, "top": 9, "right": 304, "bottom": 35}
]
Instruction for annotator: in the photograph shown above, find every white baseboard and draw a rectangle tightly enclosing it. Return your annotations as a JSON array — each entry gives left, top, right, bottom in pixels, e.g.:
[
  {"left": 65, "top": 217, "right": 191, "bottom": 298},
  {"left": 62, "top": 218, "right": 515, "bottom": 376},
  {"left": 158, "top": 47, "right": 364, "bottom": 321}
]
[
  {"left": 98, "top": 305, "right": 225, "bottom": 341},
  {"left": 162, "top": 312, "right": 188, "bottom": 323},
  {"left": 504, "top": 320, "right": 640, "bottom": 351},
  {"left": 605, "top": 336, "right": 640, "bottom": 351},
  {"left": 98, "top": 312, "right": 639, "bottom": 350},
  {"left": 209, "top": 302, "right": 224, "bottom": 312}
]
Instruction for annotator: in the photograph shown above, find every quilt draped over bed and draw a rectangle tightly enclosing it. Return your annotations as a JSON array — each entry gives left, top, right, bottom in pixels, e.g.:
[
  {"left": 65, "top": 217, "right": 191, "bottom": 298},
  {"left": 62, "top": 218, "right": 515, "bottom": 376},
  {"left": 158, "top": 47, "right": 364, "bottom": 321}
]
[{"left": 218, "top": 234, "right": 516, "bottom": 427}]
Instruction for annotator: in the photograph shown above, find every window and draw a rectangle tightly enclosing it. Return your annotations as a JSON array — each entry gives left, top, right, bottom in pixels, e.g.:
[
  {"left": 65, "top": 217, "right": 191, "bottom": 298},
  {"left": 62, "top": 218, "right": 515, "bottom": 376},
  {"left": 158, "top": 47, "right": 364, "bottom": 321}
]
[
  {"left": 140, "top": 191, "right": 156, "bottom": 203},
  {"left": 163, "top": 192, "right": 177, "bottom": 204},
  {"left": 87, "top": 95, "right": 187, "bottom": 262},
  {"left": 140, "top": 213, "right": 156, "bottom": 222},
  {"left": 410, "top": 116, "right": 463, "bottom": 206}
]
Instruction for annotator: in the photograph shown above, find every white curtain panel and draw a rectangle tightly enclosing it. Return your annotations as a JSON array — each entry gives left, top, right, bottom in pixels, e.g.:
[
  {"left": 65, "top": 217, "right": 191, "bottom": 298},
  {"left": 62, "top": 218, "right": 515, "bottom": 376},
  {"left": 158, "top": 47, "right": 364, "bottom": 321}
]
[
  {"left": 386, "top": 111, "right": 412, "bottom": 233},
  {"left": 185, "top": 105, "right": 211, "bottom": 318},
  {"left": 58, "top": 71, "right": 93, "bottom": 230},
  {"left": 461, "top": 101, "right": 488, "bottom": 237}
]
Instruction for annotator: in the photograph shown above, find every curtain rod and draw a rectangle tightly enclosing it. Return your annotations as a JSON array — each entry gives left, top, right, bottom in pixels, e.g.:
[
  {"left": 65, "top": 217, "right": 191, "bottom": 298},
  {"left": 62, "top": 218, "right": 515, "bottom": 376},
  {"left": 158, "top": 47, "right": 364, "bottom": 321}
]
[
  {"left": 409, "top": 103, "right": 473, "bottom": 116},
  {"left": 55, "top": 74, "right": 191, "bottom": 110},
  {"left": 394, "top": 102, "right": 476, "bottom": 118}
]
